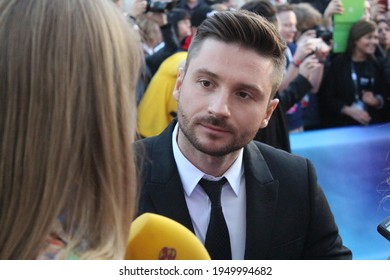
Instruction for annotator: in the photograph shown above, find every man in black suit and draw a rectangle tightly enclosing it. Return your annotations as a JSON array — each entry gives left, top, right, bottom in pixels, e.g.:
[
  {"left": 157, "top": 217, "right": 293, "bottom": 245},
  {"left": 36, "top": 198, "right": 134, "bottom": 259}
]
[{"left": 135, "top": 10, "right": 352, "bottom": 260}]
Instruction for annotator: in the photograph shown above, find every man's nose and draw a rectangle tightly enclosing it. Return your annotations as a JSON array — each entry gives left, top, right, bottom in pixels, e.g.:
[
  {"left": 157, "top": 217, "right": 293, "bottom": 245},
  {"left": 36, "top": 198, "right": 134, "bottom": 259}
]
[{"left": 208, "top": 92, "right": 231, "bottom": 118}]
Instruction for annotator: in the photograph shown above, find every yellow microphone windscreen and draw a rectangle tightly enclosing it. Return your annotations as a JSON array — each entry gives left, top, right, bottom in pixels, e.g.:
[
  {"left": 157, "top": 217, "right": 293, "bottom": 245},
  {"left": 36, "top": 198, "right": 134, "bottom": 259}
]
[{"left": 125, "top": 213, "right": 210, "bottom": 260}]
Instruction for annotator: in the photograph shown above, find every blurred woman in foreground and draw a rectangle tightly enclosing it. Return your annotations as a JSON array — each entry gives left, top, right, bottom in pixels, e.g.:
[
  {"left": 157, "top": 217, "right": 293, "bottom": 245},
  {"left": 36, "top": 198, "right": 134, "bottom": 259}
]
[{"left": 0, "top": 0, "right": 142, "bottom": 259}]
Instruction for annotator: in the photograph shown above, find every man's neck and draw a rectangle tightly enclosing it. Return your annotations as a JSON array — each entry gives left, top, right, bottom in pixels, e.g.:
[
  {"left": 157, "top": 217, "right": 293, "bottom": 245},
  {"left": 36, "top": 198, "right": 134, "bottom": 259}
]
[{"left": 176, "top": 128, "right": 240, "bottom": 177}]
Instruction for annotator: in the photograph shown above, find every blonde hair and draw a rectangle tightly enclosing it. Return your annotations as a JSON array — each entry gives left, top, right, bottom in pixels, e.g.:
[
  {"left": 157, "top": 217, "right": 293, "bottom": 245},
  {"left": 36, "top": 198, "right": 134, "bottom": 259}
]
[{"left": 0, "top": 0, "right": 143, "bottom": 259}]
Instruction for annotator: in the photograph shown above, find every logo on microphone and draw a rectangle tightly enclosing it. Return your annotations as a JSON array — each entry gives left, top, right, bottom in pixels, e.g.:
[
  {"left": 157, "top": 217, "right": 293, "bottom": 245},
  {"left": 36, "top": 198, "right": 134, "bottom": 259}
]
[{"left": 158, "top": 247, "right": 177, "bottom": 260}]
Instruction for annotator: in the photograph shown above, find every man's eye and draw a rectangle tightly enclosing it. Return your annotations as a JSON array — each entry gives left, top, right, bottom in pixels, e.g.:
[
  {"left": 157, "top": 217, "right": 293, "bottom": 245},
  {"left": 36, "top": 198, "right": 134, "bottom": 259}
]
[
  {"left": 237, "top": 92, "right": 250, "bottom": 99},
  {"left": 200, "top": 80, "right": 212, "bottom": 87}
]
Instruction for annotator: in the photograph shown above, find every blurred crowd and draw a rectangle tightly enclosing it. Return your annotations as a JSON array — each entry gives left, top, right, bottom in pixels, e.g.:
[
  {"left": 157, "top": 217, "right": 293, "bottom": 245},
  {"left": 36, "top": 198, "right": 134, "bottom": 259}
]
[{"left": 124, "top": 0, "right": 389, "bottom": 152}]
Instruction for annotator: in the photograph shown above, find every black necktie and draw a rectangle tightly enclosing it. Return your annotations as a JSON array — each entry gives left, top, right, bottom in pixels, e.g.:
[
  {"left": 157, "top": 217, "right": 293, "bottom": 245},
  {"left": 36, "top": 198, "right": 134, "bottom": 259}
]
[{"left": 199, "top": 177, "right": 232, "bottom": 260}]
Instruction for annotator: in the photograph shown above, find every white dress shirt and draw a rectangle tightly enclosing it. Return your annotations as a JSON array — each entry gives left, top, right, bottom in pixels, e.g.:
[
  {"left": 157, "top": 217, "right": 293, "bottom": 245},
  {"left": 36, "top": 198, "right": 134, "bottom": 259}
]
[{"left": 172, "top": 123, "right": 247, "bottom": 259}]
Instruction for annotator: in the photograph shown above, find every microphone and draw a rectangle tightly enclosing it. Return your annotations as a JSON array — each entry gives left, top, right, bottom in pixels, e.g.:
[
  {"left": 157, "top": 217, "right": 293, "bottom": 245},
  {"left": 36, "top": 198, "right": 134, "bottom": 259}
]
[
  {"left": 125, "top": 213, "right": 211, "bottom": 260},
  {"left": 377, "top": 216, "right": 390, "bottom": 241}
]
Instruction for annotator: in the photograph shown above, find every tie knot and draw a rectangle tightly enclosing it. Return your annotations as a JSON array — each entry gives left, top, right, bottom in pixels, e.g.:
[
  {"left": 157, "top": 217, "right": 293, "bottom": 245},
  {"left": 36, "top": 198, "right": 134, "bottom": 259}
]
[{"left": 199, "top": 177, "right": 227, "bottom": 207}]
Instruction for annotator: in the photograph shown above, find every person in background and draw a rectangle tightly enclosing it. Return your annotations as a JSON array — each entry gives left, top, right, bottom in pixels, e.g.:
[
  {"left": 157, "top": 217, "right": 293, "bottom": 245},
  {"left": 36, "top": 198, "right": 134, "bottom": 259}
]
[
  {"left": 375, "top": 19, "right": 390, "bottom": 60},
  {"left": 126, "top": 1, "right": 186, "bottom": 105},
  {"left": 240, "top": 0, "right": 278, "bottom": 23},
  {"left": 179, "top": 0, "right": 208, "bottom": 15},
  {"left": 137, "top": 16, "right": 164, "bottom": 56},
  {"left": 362, "top": 0, "right": 372, "bottom": 21},
  {"left": 289, "top": 0, "right": 331, "bottom": 14},
  {"left": 320, "top": 20, "right": 387, "bottom": 127},
  {"left": 143, "top": 8, "right": 191, "bottom": 76},
  {"left": 220, "top": 0, "right": 238, "bottom": 9},
  {"left": 137, "top": 5, "right": 215, "bottom": 138},
  {"left": 127, "top": 0, "right": 148, "bottom": 21},
  {"left": 210, "top": 2, "right": 231, "bottom": 12},
  {"left": 364, "top": 0, "right": 388, "bottom": 22},
  {"left": 168, "top": 8, "right": 192, "bottom": 46},
  {"left": 135, "top": 10, "right": 352, "bottom": 260},
  {"left": 275, "top": 4, "right": 321, "bottom": 94},
  {"left": 0, "top": 0, "right": 142, "bottom": 259},
  {"left": 370, "top": 0, "right": 389, "bottom": 22},
  {"left": 322, "top": 0, "right": 344, "bottom": 31},
  {"left": 290, "top": 2, "right": 331, "bottom": 131},
  {"left": 275, "top": 3, "right": 326, "bottom": 133}
]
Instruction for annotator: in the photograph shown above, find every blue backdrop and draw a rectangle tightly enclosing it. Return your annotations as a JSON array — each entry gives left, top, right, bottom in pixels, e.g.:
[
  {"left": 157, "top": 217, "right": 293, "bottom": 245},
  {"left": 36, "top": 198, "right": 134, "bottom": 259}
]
[{"left": 290, "top": 123, "right": 390, "bottom": 260}]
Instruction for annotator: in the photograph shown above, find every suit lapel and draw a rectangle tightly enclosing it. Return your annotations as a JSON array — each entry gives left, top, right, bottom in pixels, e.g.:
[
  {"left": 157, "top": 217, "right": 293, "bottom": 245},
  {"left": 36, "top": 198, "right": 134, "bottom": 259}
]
[
  {"left": 144, "top": 121, "right": 195, "bottom": 232},
  {"left": 146, "top": 180, "right": 195, "bottom": 232},
  {"left": 243, "top": 142, "right": 279, "bottom": 260},
  {"left": 140, "top": 122, "right": 279, "bottom": 258}
]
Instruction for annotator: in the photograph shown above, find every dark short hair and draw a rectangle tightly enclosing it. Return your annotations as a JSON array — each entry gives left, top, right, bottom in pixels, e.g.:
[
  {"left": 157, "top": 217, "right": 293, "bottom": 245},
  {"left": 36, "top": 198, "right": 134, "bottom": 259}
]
[
  {"left": 191, "top": 5, "right": 214, "bottom": 28},
  {"left": 186, "top": 10, "right": 286, "bottom": 97},
  {"left": 375, "top": 18, "right": 390, "bottom": 28},
  {"left": 240, "top": 0, "right": 278, "bottom": 26}
]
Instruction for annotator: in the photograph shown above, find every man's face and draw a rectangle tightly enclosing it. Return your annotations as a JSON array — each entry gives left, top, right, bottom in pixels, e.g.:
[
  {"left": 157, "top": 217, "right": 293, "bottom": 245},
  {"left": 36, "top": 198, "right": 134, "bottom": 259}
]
[
  {"left": 378, "top": 21, "right": 390, "bottom": 47},
  {"left": 173, "top": 38, "right": 278, "bottom": 157},
  {"left": 177, "top": 19, "right": 192, "bottom": 41},
  {"left": 277, "top": 10, "right": 297, "bottom": 44}
]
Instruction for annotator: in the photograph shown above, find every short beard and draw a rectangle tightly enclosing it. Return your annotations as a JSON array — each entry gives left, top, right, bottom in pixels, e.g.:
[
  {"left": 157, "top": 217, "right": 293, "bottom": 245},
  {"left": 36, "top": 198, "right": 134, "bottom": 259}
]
[{"left": 177, "top": 106, "right": 253, "bottom": 157}]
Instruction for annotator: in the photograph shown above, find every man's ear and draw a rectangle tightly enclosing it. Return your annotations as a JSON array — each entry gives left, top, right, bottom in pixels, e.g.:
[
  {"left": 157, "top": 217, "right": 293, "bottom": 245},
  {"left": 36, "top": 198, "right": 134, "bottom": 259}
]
[
  {"left": 173, "top": 67, "right": 185, "bottom": 101},
  {"left": 259, "top": 98, "right": 279, "bottom": 129}
]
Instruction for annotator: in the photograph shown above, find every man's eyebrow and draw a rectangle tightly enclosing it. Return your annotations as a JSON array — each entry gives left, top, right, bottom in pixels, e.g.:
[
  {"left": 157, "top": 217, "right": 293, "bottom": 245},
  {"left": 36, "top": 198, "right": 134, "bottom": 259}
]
[{"left": 194, "top": 68, "right": 219, "bottom": 79}]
